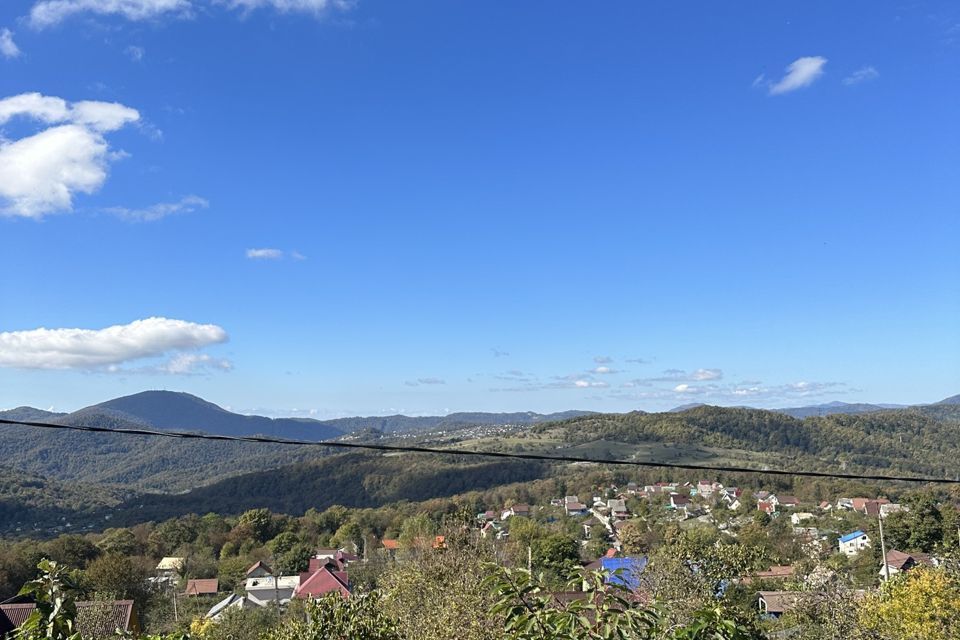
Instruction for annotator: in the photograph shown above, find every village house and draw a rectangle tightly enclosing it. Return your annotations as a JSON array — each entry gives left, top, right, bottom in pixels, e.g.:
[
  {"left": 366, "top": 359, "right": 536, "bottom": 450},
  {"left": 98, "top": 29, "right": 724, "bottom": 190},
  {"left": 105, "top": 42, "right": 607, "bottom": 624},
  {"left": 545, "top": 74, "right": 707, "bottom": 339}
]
[
  {"left": 757, "top": 591, "right": 803, "bottom": 618},
  {"left": 582, "top": 515, "right": 605, "bottom": 539},
  {"left": 880, "top": 549, "right": 936, "bottom": 577},
  {"left": 757, "top": 499, "right": 776, "bottom": 515},
  {"left": 741, "top": 565, "right": 795, "bottom": 585},
  {"left": 510, "top": 504, "right": 531, "bottom": 517},
  {"left": 790, "top": 512, "right": 815, "bottom": 525},
  {"left": 607, "top": 499, "right": 629, "bottom": 520},
  {"left": 777, "top": 496, "right": 800, "bottom": 509},
  {"left": 696, "top": 481, "right": 716, "bottom": 498},
  {"left": 879, "top": 503, "right": 904, "bottom": 518},
  {"left": 381, "top": 538, "right": 400, "bottom": 553},
  {"left": 0, "top": 601, "right": 140, "bottom": 637},
  {"left": 836, "top": 497, "right": 854, "bottom": 510},
  {"left": 184, "top": 579, "right": 219, "bottom": 597},
  {"left": 295, "top": 557, "right": 350, "bottom": 600},
  {"left": 669, "top": 493, "right": 690, "bottom": 511},
  {"left": 839, "top": 530, "right": 871, "bottom": 556},
  {"left": 851, "top": 498, "right": 890, "bottom": 516}
]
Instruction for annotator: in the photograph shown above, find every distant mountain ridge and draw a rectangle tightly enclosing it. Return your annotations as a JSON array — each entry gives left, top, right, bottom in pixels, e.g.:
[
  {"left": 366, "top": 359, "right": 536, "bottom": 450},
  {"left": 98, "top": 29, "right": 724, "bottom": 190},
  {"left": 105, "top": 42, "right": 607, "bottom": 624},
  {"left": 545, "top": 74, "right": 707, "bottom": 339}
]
[
  {"left": 79, "top": 391, "right": 345, "bottom": 441},
  {"left": 5, "top": 392, "right": 595, "bottom": 437},
  {"left": 320, "top": 409, "right": 595, "bottom": 434},
  {"left": 773, "top": 401, "right": 907, "bottom": 419}
]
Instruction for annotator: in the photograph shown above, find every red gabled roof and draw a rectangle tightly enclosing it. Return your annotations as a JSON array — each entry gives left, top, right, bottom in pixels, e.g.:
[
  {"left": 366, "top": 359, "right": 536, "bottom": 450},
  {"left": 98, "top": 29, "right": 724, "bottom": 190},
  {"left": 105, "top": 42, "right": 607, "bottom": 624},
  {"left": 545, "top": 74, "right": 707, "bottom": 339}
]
[
  {"left": 294, "top": 566, "right": 350, "bottom": 599},
  {"left": 185, "top": 579, "right": 219, "bottom": 595},
  {"left": 382, "top": 539, "right": 400, "bottom": 550}
]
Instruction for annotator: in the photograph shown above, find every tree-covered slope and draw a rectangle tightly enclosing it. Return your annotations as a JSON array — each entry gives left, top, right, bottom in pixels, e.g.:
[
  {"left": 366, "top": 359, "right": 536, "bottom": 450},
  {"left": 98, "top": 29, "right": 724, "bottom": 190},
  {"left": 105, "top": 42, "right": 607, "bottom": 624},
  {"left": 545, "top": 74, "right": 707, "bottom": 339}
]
[
  {"left": 537, "top": 405, "right": 960, "bottom": 478},
  {"left": 109, "top": 452, "right": 550, "bottom": 524}
]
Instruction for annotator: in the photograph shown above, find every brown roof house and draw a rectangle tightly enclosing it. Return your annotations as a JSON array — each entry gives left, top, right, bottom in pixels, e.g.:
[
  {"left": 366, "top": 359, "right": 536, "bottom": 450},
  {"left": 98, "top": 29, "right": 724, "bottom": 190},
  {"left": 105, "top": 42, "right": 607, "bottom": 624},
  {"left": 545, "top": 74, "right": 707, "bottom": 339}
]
[
  {"left": 880, "top": 550, "right": 936, "bottom": 578},
  {"left": 758, "top": 591, "right": 803, "bottom": 618},
  {"left": 0, "top": 601, "right": 139, "bottom": 639},
  {"left": 185, "top": 579, "right": 219, "bottom": 596}
]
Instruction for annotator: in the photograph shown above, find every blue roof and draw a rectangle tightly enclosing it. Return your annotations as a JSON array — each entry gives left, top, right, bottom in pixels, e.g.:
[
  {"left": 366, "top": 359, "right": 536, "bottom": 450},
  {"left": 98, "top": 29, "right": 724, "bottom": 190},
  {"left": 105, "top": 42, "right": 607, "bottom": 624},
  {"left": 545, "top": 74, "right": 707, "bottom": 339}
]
[
  {"left": 839, "top": 530, "right": 867, "bottom": 543},
  {"left": 601, "top": 557, "right": 647, "bottom": 591}
]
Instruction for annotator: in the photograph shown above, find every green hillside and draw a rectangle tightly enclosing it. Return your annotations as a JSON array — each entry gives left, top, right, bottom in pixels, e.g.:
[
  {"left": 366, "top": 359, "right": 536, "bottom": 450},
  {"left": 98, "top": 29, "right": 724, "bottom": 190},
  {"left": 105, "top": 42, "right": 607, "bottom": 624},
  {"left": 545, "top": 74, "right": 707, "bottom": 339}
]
[{"left": 106, "top": 452, "right": 550, "bottom": 524}]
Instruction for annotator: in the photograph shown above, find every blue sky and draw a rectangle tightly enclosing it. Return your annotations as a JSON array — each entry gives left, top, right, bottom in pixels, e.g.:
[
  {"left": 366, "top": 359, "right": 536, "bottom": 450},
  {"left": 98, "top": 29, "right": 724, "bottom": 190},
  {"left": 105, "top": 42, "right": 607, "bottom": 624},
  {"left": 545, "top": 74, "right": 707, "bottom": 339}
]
[{"left": 1, "top": 1, "right": 958, "bottom": 417}]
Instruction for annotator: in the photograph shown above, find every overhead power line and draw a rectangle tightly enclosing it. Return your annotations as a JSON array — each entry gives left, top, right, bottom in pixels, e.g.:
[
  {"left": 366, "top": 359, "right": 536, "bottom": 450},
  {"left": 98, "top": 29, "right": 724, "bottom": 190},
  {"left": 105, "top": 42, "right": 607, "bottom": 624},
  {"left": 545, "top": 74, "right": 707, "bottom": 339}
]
[{"left": 0, "top": 416, "right": 956, "bottom": 485}]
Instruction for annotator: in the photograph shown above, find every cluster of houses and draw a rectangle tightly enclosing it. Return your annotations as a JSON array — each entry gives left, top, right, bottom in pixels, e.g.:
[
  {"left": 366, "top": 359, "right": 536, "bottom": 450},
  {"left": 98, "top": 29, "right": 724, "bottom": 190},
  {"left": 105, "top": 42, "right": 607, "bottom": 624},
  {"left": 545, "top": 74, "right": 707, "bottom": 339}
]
[
  {"left": 142, "top": 550, "right": 357, "bottom": 623},
  {"left": 206, "top": 550, "right": 354, "bottom": 620},
  {"left": 754, "top": 546, "right": 940, "bottom": 618}
]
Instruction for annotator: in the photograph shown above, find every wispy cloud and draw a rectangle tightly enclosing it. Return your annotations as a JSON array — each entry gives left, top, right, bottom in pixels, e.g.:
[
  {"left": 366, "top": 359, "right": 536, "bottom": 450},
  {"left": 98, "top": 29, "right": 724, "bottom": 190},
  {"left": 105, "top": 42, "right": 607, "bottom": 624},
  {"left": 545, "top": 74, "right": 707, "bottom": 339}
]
[
  {"left": 30, "top": 0, "right": 192, "bottom": 28},
  {"left": 491, "top": 348, "right": 509, "bottom": 358},
  {"left": 0, "top": 29, "right": 20, "bottom": 59},
  {"left": 0, "top": 317, "right": 228, "bottom": 371},
  {"left": 105, "top": 195, "right": 208, "bottom": 221},
  {"left": 28, "top": 0, "right": 352, "bottom": 28},
  {"left": 246, "top": 248, "right": 284, "bottom": 260},
  {"left": 591, "top": 366, "right": 617, "bottom": 375},
  {"left": 0, "top": 92, "right": 140, "bottom": 218},
  {"left": 404, "top": 377, "right": 446, "bottom": 387},
  {"left": 629, "top": 368, "right": 724, "bottom": 384},
  {"left": 767, "top": 56, "right": 828, "bottom": 95},
  {"left": 843, "top": 66, "right": 879, "bottom": 86},
  {"left": 593, "top": 355, "right": 613, "bottom": 364},
  {"left": 125, "top": 45, "right": 145, "bottom": 62}
]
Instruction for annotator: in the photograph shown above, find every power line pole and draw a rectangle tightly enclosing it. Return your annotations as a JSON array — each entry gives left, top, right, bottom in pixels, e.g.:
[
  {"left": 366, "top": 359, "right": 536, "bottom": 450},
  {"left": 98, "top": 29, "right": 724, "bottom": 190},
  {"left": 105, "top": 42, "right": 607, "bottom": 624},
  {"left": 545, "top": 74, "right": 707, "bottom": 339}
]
[{"left": 878, "top": 512, "right": 890, "bottom": 583}]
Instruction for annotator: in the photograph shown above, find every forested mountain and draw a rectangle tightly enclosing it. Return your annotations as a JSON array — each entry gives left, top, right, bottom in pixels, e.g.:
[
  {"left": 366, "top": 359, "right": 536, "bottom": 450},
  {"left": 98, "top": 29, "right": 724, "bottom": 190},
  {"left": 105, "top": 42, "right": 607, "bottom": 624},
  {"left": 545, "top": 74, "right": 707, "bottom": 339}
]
[
  {"left": 0, "top": 467, "right": 127, "bottom": 529},
  {"left": 6, "top": 391, "right": 593, "bottom": 438},
  {"left": 774, "top": 401, "right": 904, "bottom": 419},
  {"left": 81, "top": 391, "right": 344, "bottom": 440},
  {"left": 0, "top": 407, "right": 66, "bottom": 421},
  {"left": 537, "top": 404, "right": 960, "bottom": 478},
  {"left": 106, "top": 452, "right": 550, "bottom": 525},
  {"left": 320, "top": 409, "right": 595, "bottom": 433},
  {"left": 2, "top": 392, "right": 959, "bottom": 535},
  {"left": 0, "top": 418, "right": 334, "bottom": 493}
]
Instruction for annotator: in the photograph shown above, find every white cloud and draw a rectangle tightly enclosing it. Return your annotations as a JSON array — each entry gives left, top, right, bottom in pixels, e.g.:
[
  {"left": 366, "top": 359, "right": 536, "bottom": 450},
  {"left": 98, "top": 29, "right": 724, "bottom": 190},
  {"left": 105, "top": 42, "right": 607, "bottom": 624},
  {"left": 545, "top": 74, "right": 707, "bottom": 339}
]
[
  {"left": 691, "top": 368, "right": 723, "bottom": 381},
  {"left": 574, "top": 380, "right": 608, "bottom": 389},
  {"left": 105, "top": 195, "right": 208, "bottom": 221},
  {"left": 0, "top": 317, "right": 228, "bottom": 370},
  {"left": 674, "top": 384, "right": 690, "bottom": 392},
  {"left": 0, "top": 29, "right": 20, "bottom": 58},
  {"left": 0, "top": 92, "right": 139, "bottom": 218},
  {"left": 591, "top": 366, "right": 617, "bottom": 375},
  {"left": 593, "top": 356, "right": 613, "bottom": 364},
  {"left": 245, "top": 248, "right": 306, "bottom": 260},
  {"left": 28, "top": 0, "right": 351, "bottom": 27},
  {"left": 29, "top": 0, "right": 191, "bottom": 28},
  {"left": 219, "top": 0, "right": 352, "bottom": 16},
  {"left": 843, "top": 66, "right": 879, "bottom": 86},
  {"left": 768, "top": 56, "right": 827, "bottom": 95},
  {"left": 246, "top": 248, "right": 284, "bottom": 260},
  {"left": 404, "top": 377, "right": 446, "bottom": 387},
  {"left": 155, "top": 352, "right": 232, "bottom": 374},
  {"left": 125, "top": 45, "right": 145, "bottom": 61}
]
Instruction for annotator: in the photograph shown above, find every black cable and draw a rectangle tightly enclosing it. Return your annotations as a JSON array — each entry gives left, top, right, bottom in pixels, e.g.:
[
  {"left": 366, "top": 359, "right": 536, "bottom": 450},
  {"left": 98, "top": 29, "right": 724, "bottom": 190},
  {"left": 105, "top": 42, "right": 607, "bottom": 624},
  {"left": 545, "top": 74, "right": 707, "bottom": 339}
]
[{"left": 0, "top": 416, "right": 955, "bottom": 484}]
